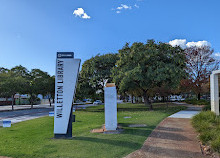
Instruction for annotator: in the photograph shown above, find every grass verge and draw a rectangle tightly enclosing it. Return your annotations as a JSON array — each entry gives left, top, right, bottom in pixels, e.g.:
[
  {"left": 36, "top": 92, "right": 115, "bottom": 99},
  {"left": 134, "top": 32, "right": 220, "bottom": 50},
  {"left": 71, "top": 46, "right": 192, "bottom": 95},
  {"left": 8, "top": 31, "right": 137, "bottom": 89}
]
[
  {"left": 0, "top": 103, "right": 185, "bottom": 158},
  {"left": 192, "top": 111, "right": 220, "bottom": 153}
]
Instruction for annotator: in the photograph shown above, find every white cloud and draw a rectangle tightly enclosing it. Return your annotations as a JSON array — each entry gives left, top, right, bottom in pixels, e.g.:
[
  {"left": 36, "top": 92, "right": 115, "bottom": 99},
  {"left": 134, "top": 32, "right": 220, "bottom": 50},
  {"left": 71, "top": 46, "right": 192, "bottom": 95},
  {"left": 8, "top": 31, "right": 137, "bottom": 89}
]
[
  {"left": 121, "top": 4, "right": 132, "bottom": 9},
  {"left": 134, "top": 4, "right": 139, "bottom": 8},
  {"left": 214, "top": 52, "right": 220, "bottom": 57},
  {"left": 82, "top": 13, "right": 91, "bottom": 19},
  {"left": 186, "top": 40, "right": 211, "bottom": 48},
  {"left": 117, "top": 6, "right": 123, "bottom": 10},
  {"left": 73, "top": 8, "right": 91, "bottom": 19},
  {"left": 73, "top": 8, "right": 84, "bottom": 16},
  {"left": 169, "top": 39, "right": 187, "bottom": 49},
  {"left": 214, "top": 52, "right": 220, "bottom": 61},
  {"left": 114, "top": 4, "right": 132, "bottom": 13},
  {"left": 169, "top": 39, "right": 212, "bottom": 49}
]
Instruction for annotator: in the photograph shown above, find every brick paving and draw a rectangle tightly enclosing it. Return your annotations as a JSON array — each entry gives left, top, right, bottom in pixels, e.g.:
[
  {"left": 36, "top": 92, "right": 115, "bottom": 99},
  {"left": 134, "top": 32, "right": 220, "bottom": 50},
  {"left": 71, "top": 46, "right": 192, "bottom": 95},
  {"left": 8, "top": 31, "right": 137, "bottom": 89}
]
[
  {"left": 125, "top": 105, "right": 210, "bottom": 158},
  {"left": 125, "top": 118, "right": 208, "bottom": 158}
]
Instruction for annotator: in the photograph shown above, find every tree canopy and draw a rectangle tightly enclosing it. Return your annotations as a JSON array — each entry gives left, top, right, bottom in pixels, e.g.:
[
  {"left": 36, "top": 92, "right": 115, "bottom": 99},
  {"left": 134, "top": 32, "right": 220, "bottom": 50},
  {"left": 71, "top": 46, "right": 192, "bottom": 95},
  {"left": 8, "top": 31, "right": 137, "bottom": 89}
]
[
  {"left": 182, "top": 46, "right": 219, "bottom": 100},
  {"left": 76, "top": 53, "right": 119, "bottom": 101},
  {"left": 112, "top": 40, "right": 186, "bottom": 109},
  {"left": 0, "top": 66, "right": 55, "bottom": 108}
]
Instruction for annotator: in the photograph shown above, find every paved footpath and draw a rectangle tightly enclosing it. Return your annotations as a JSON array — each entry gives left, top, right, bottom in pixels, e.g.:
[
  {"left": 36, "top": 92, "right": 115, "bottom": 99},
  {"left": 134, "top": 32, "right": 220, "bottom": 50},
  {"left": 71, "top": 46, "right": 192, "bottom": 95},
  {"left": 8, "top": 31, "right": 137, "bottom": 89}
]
[{"left": 125, "top": 103, "right": 210, "bottom": 158}]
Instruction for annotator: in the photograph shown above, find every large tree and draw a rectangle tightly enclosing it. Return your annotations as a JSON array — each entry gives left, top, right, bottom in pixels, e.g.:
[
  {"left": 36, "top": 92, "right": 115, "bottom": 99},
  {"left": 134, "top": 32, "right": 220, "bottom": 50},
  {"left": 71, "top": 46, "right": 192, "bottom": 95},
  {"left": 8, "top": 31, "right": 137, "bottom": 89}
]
[
  {"left": 0, "top": 67, "right": 9, "bottom": 73},
  {"left": 0, "top": 71, "right": 28, "bottom": 110},
  {"left": 112, "top": 40, "right": 186, "bottom": 109},
  {"left": 26, "top": 69, "right": 51, "bottom": 108},
  {"left": 184, "top": 46, "right": 219, "bottom": 100},
  {"left": 0, "top": 66, "right": 55, "bottom": 108},
  {"left": 11, "top": 65, "right": 29, "bottom": 78},
  {"left": 76, "top": 53, "right": 119, "bottom": 101}
]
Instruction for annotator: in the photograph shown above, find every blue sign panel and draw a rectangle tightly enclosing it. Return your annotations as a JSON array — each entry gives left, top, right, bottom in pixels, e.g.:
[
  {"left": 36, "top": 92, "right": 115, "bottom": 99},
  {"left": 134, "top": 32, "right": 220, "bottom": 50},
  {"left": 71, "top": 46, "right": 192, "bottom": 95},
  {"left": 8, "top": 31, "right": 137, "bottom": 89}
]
[
  {"left": 57, "top": 52, "right": 74, "bottom": 58},
  {"left": 3, "top": 120, "right": 11, "bottom": 127},
  {"left": 49, "top": 111, "right": 54, "bottom": 117}
]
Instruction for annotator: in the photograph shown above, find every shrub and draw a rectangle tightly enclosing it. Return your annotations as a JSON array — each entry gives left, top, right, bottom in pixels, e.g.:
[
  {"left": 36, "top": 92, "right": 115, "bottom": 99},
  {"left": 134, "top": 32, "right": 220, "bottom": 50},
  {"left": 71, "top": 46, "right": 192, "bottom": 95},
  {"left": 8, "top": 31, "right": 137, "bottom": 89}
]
[
  {"left": 203, "top": 105, "right": 211, "bottom": 111},
  {"left": 199, "top": 130, "right": 216, "bottom": 143},
  {"left": 211, "top": 136, "right": 220, "bottom": 153},
  {"left": 185, "top": 98, "right": 210, "bottom": 105},
  {"left": 192, "top": 111, "right": 220, "bottom": 154}
]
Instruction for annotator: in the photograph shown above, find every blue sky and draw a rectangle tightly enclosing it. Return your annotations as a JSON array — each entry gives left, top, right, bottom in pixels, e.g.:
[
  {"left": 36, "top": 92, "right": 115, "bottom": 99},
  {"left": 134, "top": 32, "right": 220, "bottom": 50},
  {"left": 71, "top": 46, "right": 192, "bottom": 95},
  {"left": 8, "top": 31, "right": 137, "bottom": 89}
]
[{"left": 0, "top": 0, "right": 219, "bottom": 75}]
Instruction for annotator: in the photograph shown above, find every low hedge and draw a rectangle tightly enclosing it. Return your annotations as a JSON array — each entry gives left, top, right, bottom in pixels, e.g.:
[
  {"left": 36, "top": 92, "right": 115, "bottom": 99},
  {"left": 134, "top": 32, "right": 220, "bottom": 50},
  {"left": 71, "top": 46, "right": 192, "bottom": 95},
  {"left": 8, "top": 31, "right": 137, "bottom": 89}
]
[
  {"left": 192, "top": 111, "right": 220, "bottom": 153},
  {"left": 185, "top": 99, "right": 210, "bottom": 105}
]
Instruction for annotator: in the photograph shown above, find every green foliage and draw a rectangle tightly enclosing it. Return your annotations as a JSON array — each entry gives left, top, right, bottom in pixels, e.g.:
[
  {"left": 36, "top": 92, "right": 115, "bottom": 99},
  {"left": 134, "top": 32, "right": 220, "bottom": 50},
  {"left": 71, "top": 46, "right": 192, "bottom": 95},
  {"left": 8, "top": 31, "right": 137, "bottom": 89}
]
[
  {"left": 211, "top": 136, "right": 220, "bottom": 153},
  {"left": 112, "top": 40, "right": 186, "bottom": 108},
  {"left": 0, "top": 103, "right": 185, "bottom": 158},
  {"left": 0, "top": 66, "right": 55, "bottom": 106},
  {"left": 203, "top": 104, "right": 211, "bottom": 111},
  {"left": 11, "top": 65, "right": 29, "bottom": 78},
  {"left": 0, "top": 67, "right": 9, "bottom": 73},
  {"left": 76, "top": 53, "right": 118, "bottom": 101},
  {"left": 192, "top": 111, "right": 220, "bottom": 153},
  {"left": 0, "top": 71, "right": 28, "bottom": 97},
  {"left": 185, "top": 98, "right": 210, "bottom": 105},
  {"left": 28, "top": 69, "right": 51, "bottom": 96}
]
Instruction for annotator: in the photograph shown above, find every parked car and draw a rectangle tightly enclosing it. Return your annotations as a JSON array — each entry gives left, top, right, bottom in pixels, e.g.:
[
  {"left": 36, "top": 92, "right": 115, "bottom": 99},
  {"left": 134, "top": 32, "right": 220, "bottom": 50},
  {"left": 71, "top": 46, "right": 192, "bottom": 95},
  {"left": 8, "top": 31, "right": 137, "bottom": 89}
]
[
  {"left": 83, "top": 98, "right": 92, "bottom": 103},
  {"left": 93, "top": 100, "right": 102, "bottom": 105},
  {"left": 169, "top": 95, "right": 185, "bottom": 101}
]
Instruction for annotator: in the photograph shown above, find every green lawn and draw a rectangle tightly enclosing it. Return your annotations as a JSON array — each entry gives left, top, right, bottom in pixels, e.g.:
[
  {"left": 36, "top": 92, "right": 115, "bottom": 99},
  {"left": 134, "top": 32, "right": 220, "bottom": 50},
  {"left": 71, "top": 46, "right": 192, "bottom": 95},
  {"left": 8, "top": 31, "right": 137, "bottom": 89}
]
[{"left": 0, "top": 103, "right": 185, "bottom": 158}]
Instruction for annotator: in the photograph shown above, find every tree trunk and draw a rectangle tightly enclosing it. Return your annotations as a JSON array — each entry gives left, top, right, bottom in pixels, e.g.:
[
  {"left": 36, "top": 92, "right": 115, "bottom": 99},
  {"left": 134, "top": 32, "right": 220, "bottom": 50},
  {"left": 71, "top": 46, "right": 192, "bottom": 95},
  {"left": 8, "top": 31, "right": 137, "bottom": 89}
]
[
  {"left": 19, "top": 95, "right": 21, "bottom": 105},
  {"left": 162, "top": 96, "right": 165, "bottom": 102},
  {"left": 31, "top": 94, "right": 33, "bottom": 109},
  {"left": 197, "top": 93, "right": 201, "bottom": 100},
  {"left": 143, "top": 92, "right": 153, "bottom": 110},
  {"left": 131, "top": 95, "right": 134, "bottom": 104},
  {"left": 49, "top": 98, "right": 51, "bottom": 107},
  {"left": 11, "top": 95, "right": 14, "bottom": 111}
]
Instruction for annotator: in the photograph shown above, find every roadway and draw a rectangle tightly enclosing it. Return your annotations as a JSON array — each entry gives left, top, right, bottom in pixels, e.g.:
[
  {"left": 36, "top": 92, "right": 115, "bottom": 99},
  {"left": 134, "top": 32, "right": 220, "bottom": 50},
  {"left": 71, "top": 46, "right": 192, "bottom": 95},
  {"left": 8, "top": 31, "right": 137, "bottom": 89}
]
[{"left": 0, "top": 103, "right": 95, "bottom": 126}]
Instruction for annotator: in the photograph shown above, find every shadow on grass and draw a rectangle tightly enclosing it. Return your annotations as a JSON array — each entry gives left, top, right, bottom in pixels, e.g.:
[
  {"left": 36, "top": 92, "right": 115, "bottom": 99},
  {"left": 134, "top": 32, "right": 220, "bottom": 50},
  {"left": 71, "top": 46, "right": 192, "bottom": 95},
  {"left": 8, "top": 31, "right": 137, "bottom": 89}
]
[
  {"left": 72, "top": 125, "right": 162, "bottom": 149},
  {"left": 73, "top": 136, "right": 142, "bottom": 149},
  {"left": 81, "top": 104, "right": 185, "bottom": 113},
  {"left": 122, "top": 128, "right": 155, "bottom": 137}
]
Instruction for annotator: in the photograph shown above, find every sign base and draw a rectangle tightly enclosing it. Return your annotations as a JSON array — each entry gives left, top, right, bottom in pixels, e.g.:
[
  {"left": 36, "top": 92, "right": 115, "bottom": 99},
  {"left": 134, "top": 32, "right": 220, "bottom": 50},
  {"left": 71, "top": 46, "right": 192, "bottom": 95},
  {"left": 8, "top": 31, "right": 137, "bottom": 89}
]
[{"left": 54, "top": 110, "right": 73, "bottom": 139}]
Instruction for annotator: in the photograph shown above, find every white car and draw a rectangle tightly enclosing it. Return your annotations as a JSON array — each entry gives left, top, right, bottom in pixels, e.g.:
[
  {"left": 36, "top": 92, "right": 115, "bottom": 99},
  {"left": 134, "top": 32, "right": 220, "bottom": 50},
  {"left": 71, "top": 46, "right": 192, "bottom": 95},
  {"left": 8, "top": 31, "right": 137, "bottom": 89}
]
[
  {"left": 169, "top": 95, "right": 185, "bottom": 101},
  {"left": 93, "top": 100, "right": 102, "bottom": 105}
]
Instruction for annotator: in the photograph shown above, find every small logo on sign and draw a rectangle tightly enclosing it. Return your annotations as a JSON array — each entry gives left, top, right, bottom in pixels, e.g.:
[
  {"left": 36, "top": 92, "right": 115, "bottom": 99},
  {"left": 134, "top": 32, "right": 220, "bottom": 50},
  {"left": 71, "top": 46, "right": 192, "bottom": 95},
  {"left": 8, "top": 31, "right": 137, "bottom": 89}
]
[{"left": 57, "top": 52, "right": 74, "bottom": 58}]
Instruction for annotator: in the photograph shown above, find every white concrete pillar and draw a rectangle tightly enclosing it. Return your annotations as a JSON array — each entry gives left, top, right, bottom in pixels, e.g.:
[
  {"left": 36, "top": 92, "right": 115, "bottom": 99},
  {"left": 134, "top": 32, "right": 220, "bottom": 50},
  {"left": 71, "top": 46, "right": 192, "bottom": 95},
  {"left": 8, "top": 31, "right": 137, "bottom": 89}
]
[
  {"left": 105, "top": 83, "right": 117, "bottom": 131},
  {"left": 210, "top": 73, "right": 219, "bottom": 115}
]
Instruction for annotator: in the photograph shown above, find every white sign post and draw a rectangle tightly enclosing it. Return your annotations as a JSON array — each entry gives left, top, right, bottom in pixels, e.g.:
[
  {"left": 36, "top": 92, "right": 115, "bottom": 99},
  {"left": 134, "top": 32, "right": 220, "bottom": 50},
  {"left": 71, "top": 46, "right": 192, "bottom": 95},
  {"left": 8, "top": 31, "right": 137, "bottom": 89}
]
[
  {"left": 105, "top": 83, "right": 117, "bottom": 131},
  {"left": 210, "top": 70, "right": 220, "bottom": 116},
  {"left": 54, "top": 52, "right": 80, "bottom": 138}
]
